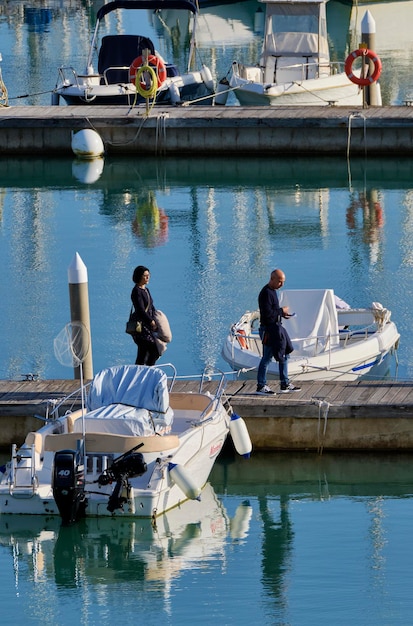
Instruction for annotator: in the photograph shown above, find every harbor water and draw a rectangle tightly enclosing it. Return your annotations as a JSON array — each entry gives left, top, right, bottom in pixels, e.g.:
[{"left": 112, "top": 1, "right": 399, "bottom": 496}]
[{"left": 1, "top": 1, "right": 413, "bottom": 624}]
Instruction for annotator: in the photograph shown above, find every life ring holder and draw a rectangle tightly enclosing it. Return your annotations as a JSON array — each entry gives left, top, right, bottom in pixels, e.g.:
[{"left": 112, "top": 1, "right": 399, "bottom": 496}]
[
  {"left": 344, "top": 48, "right": 382, "bottom": 87},
  {"left": 129, "top": 54, "right": 167, "bottom": 89}
]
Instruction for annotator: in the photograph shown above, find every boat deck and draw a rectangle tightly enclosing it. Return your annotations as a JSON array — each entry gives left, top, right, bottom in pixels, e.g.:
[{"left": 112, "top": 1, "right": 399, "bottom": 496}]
[
  {"left": 2, "top": 105, "right": 413, "bottom": 155},
  {"left": 1, "top": 378, "right": 413, "bottom": 451}
]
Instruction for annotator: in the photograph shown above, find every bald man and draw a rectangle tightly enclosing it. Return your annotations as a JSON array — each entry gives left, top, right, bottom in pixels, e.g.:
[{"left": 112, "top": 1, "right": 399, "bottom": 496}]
[{"left": 256, "top": 269, "right": 300, "bottom": 394}]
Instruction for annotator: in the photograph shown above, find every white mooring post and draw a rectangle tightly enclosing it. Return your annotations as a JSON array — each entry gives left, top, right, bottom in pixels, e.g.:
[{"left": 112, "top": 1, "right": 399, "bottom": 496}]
[
  {"left": 68, "top": 252, "right": 94, "bottom": 380},
  {"left": 361, "top": 10, "right": 380, "bottom": 106}
]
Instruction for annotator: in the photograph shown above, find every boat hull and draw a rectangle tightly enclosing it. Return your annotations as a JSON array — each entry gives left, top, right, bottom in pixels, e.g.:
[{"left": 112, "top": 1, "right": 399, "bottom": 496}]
[
  {"left": 222, "top": 296, "right": 400, "bottom": 382},
  {"left": 229, "top": 71, "right": 364, "bottom": 107}
]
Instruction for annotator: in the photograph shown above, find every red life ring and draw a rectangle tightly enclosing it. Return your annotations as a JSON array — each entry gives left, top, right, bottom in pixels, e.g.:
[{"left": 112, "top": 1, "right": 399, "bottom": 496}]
[
  {"left": 129, "top": 55, "right": 167, "bottom": 88},
  {"left": 236, "top": 329, "right": 249, "bottom": 350},
  {"left": 344, "top": 48, "right": 382, "bottom": 87}
]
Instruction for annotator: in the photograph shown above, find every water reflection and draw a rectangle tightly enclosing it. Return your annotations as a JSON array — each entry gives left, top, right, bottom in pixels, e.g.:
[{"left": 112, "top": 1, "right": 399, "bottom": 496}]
[
  {"left": 0, "top": 155, "right": 410, "bottom": 380},
  {"left": 0, "top": 483, "right": 241, "bottom": 593},
  {"left": 1, "top": 452, "right": 413, "bottom": 624}
]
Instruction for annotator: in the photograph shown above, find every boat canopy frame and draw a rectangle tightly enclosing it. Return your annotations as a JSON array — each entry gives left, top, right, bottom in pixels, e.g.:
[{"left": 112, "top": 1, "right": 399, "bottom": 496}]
[{"left": 87, "top": 0, "right": 199, "bottom": 75}]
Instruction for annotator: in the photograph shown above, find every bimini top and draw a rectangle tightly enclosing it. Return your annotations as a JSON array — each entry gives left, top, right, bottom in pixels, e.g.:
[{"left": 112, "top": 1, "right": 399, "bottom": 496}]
[{"left": 96, "top": 0, "right": 198, "bottom": 21}]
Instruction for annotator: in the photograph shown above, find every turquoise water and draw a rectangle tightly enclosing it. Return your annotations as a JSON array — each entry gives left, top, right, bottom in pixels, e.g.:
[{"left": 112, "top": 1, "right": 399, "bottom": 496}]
[
  {"left": 2, "top": 2, "right": 413, "bottom": 624},
  {"left": 0, "top": 155, "right": 411, "bottom": 380},
  {"left": 1, "top": 451, "right": 413, "bottom": 625}
]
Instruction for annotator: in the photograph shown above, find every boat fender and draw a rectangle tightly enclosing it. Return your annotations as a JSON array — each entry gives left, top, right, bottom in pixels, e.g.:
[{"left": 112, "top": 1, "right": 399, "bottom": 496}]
[
  {"left": 200, "top": 65, "right": 214, "bottom": 91},
  {"left": 168, "top": 462, "right": 201, "bottom": 500},
  {"left": 168, "top": 82, "right": 181, "bottom": 104},
  {"left": 229, "top": 413, "right": 252, "bottom": 459},
  {"left": 344, "top": 48, "right": 382, "bottom": 87},
  {"left": 129, "top": 54, "right": 167, "bottom": 88},
  {"left": 215, "top": 77, "right": 229, "bottom": 106}
]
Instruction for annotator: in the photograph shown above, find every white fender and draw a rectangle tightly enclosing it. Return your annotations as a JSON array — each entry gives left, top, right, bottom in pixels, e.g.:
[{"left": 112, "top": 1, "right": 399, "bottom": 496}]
[
  {"left": 168, "top": 82, "right": 181, "bottom": 104},
  {"left": 168, "top": 463, "right": 201, "bottom": 500},
  {"left": 200, "top": 64, "right": 214, "bottom": 91},
  {"left": 229, "top": 413, "right": 252, "bottom": 458}
]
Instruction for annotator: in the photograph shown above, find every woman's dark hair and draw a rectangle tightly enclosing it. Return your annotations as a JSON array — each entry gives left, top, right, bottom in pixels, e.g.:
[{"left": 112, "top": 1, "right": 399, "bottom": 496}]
[{"left": 132, "top": 265, "right": 150, "bottom": 283}]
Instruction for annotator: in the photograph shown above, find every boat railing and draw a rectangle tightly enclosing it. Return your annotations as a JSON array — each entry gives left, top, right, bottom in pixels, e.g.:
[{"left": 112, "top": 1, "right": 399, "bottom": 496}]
[
  {"left": 55, "top": 66, "right": 102, "bottom": 88},
  {"left": 232, "top": 323, "right": 376, "bottom": 358}
]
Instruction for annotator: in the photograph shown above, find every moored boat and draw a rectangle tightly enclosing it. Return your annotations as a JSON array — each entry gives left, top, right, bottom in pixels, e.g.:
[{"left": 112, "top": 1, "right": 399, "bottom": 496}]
[
  {"left": 222, "top": 289, "right": 399, "bottom": 381},
  {"left": 225, "top": 0, "right": 381, "bottom": 106},
  {"left": 52, "top": 0, "right": 215, "bottom": 107},
  {"left": 0, "top": 364, "right": 252, "bottom": 524}
]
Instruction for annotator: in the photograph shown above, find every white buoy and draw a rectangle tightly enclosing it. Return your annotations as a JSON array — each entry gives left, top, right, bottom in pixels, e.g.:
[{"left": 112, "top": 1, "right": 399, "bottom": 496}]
[
  {"left": 72, "top": 158, "right": 104, "bottom": 184},
  {"left": 229, "top": 413, "right": 252, "bottom": 458},
  {"left": 71, "top": 129, "right": 104, "bottom": 159},
  {"left": 168, "top": 463, "right": 202, "bottom": 500}
]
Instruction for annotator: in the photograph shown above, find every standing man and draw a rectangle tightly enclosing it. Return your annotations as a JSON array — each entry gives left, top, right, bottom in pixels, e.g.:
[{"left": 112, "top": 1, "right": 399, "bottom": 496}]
[{"left": 256, "top": 269, "right": 301, "bottom": 394}]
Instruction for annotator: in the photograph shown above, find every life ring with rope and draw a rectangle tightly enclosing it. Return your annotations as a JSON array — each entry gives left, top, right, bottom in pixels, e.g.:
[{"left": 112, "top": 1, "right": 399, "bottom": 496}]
[
  {"left": 344, "top": 48, "right": 382, "bottom": 87},
  {"left": 129, "top": 54, "right": 167, "bottom": 89},
  {"left": 236, "top": 329, "right": 249, "bottom": 350}
]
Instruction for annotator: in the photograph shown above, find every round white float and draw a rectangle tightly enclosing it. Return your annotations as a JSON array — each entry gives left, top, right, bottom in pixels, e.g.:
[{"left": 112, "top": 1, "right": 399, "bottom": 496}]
[{"left": 71, "top": 129, "right": 104, "bottom": 159}]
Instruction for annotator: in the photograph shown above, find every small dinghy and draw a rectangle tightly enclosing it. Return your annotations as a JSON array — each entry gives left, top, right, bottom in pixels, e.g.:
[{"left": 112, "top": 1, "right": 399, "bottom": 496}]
[{"left": 222, "top": 289, "right": 399, "bottom": 381}]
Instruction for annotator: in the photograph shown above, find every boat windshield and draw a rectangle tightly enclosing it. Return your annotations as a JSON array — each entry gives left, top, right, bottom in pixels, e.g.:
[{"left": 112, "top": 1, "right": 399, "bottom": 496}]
[{"left": 266, "top": 3, "right": 327, "bottom": 38}]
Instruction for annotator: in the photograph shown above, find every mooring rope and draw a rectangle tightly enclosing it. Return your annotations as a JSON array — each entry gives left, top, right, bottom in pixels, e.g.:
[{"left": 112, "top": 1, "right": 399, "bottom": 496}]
[{"left": 312, "top": 397, "right": 332, "bottom": 455}]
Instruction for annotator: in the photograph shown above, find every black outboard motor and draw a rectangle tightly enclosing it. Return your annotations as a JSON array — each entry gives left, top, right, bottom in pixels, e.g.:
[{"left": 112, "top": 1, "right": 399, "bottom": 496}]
[
  {"left": 98, "top": 446, "right": 147, "bottom": 514},
  {"left": 53, "top": 449, "right": 86, "bottom": 526}
]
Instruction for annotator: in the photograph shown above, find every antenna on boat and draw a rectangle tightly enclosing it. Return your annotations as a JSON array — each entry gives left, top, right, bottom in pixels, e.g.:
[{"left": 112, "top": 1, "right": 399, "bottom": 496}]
[{"left": 54, "top": 322, "right": 90, "bottom": 470}]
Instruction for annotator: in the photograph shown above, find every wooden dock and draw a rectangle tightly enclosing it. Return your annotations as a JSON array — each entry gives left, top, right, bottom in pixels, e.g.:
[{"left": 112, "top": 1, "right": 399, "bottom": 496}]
[
  {"left": 1, "top": 378, "right": 413, "bottom": 452},
  {"left": 2, "top": 105, "right": 413, "bottom": 156}
]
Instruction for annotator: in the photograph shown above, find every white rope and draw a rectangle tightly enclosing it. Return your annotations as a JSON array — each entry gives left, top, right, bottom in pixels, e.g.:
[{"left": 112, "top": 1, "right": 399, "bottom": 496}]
[{"left": 312, "top": 397, "right": 331, "bottom": 455}]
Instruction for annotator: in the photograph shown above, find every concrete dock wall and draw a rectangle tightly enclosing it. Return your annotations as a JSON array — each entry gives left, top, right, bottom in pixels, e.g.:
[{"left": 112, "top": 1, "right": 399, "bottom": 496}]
[{"left": 2, "top": 105, "right": 413, "bottom": 155}]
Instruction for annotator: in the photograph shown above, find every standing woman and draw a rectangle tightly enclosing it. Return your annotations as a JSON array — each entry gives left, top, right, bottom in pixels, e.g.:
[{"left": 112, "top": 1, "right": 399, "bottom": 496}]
[{"left": 131, "top": 265, "right": 159, "bottom": 366}]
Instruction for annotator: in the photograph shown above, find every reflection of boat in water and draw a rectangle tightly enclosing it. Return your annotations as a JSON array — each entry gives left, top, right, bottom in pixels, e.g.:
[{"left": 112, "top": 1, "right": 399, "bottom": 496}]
[
  {"left": 0, "top": 483, "right": 252, "bottom": 588},
  {"left": 132, "top": 191, "right": 169, "bottom": 247}
]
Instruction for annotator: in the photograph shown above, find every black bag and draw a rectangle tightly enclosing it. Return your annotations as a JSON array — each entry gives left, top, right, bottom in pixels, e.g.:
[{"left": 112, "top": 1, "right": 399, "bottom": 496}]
[{"left": 125, "top": 308, "right": 142, "bottom": 335}]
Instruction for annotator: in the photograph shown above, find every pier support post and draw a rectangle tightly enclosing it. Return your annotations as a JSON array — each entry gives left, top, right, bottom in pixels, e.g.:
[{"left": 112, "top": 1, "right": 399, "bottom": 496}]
[
  {"left": 68, "top": 252, "right": 94, "bottom": 380},
  {"left": 361, "top": 10, "right": 380, "bottom": 106}
]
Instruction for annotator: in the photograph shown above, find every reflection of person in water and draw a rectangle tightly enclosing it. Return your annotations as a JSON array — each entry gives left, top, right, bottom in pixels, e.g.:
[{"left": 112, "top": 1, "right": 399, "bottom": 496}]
[{"left": 259, "top": 495, "right": 294, "bottom": 609}]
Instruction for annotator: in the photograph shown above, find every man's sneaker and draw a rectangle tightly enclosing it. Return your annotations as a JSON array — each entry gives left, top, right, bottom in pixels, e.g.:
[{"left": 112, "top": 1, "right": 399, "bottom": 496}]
[
  {"left": 280, "top": 383, "right": 301, "bottom": 393},
  {"left": 256, "top": 384, "right": 276, "bottom": 395}
]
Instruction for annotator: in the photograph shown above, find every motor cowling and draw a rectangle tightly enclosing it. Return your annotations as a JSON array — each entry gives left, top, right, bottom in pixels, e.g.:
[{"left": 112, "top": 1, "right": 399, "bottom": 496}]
[
  {"left": 98, "top": 451, "right": 147, "bottom": 514},
  {"left": 52, "top": 449, "right": 86, "bottom": 526}
]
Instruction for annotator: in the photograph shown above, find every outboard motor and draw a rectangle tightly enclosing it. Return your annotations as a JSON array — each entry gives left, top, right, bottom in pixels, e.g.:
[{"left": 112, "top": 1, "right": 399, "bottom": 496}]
[
  {"left": 52, "top": 449, "right": 86, "bottom": 526},
  {"left": 98, "top": 446, "right": 147, "bottom": 514}
]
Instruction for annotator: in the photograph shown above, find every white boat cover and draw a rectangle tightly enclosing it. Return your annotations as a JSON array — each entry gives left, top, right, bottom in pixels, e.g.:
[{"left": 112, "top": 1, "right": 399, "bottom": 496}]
[
  {"left": 279, "top": 289, "right": 340, "bottom": 355},
  {"left": 84, "top": 365, "right": 173, "bottom": 435}
]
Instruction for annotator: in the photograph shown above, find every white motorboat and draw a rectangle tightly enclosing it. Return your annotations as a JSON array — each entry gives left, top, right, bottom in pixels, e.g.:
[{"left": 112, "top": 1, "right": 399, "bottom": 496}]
[
  {"left": 222, "top": 289, "right": 400, "bottom": 381},
  {"left": 52, "top": 0, "right": 215, "bottom": 107},
  {"left": 226, "top": 0, "right": 380, "bottom": 106},
  {"left": 0, "top": 364, "right": 251, "bottom": 525}
]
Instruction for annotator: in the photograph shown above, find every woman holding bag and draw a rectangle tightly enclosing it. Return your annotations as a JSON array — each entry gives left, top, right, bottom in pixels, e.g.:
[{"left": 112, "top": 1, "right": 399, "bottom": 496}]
[{"left": 130, "top": 265, "right": 159, "bottom": 366}]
